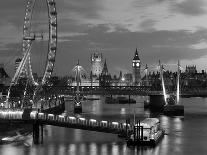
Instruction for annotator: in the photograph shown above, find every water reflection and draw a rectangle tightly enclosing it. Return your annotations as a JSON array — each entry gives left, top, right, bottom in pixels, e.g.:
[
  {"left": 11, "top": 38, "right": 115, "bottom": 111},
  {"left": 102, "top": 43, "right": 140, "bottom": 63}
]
[
  {"left": 120, "top": 108, "right": 126, "bottom": 115},
  {"left": 74, "top": 129, "right": 82, "bottom": 142},
  {"left": 2, "top": 96, "right": 207, "bottom": 155},
  {"left": 101, "top": 144, "right": 107, "bottom": 155}
]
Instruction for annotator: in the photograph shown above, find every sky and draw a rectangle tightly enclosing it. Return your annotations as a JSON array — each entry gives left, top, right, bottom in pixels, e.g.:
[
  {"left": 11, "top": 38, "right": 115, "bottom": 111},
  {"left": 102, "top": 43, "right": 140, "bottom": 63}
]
[{"left": 1, "top": 0, "right": 207, "bottom": 77}]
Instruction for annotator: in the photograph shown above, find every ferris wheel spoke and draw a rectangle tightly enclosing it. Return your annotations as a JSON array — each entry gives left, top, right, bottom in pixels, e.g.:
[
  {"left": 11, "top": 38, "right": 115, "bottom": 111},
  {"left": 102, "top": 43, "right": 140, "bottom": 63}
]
[{"left": 21, "top": 0, "right": 57, "bottom": 86}]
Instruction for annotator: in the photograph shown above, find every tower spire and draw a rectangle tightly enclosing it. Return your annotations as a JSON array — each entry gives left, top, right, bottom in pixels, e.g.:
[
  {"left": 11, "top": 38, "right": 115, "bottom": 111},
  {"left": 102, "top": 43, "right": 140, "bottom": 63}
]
[
  {"left": 133, "top": 48, "right": 140, "bottom": 60},
  {"left": 102, "top": 59, "right": 108, "bottom": 75},
  {"left": 132, "top": 48, "right": 141, "bottom": 86}
]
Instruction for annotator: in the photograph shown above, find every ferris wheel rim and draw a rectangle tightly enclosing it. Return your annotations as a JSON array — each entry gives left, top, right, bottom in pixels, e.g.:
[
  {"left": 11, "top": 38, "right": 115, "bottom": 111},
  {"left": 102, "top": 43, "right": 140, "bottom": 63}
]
[{"left": 22, "top": 0, "right": 57, "bottom": 86}]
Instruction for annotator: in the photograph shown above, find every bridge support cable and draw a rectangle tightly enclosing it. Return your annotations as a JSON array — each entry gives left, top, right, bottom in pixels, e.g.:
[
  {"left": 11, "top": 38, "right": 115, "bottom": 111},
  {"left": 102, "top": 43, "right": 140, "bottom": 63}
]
[
  {"left": 176, "top": 60, "right": 181, "bottom": 104},
  {"left": 28, "top": 52, "right": 38, "bottom": 86},
  {"left": 159, "top": 60, "right": 167, "bottom": 104},
  {"left": 144, "top": 64, "right": 149, "bottom": 86},
  {"left": 12, "top": 44, "right": 32, "bottom": 85},
  {"left": 5, "top": 45, "right": 32, "bottom": 108}
]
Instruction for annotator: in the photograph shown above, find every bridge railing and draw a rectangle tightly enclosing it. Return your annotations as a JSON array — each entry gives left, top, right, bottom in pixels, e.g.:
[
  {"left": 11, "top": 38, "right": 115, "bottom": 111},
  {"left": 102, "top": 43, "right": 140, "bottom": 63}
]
[
  {"left": 0, "top": 109, "right": 24, "bottom": 119},
  {"left": 35, "top": 112, "right": 132, "bottom": 130},
  {"left": 0, "top": 109, "right": 132, "bottom": 133}
]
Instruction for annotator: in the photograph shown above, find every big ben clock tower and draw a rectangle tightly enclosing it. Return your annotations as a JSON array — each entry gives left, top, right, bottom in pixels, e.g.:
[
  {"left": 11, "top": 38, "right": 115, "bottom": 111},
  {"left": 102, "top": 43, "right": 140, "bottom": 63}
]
[{"left": 132, "top": 48, "right": 141, "bottom": 85}]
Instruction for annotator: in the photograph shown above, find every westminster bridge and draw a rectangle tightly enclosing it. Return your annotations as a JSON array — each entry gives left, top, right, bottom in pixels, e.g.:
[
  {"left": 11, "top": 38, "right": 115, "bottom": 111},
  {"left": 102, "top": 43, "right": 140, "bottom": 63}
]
[{"left": 2, "top": 85, "right": 207, "bottom": 98}]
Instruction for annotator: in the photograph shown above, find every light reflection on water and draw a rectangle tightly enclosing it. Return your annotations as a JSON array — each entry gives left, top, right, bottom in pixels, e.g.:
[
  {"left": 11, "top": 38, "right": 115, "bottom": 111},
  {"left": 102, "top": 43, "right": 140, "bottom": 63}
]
[{"left": 1, "top": 96, "right": 207, "bottom": 155}]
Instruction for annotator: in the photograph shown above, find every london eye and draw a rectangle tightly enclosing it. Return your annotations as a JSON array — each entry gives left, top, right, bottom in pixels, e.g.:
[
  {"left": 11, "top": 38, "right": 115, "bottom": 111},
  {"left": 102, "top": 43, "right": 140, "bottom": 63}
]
[
  {"left": 6, "top": 0, "right": 57, "bottom": 107},
  {"left": 22, "top": 0, "right": 57, "bottom": 86}
]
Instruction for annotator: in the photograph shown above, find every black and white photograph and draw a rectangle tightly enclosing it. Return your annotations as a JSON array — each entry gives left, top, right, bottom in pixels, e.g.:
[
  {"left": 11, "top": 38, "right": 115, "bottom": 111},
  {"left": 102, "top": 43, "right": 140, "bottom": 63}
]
[{"left": 0, "top": 0, "right": 207, "bottom": 155}]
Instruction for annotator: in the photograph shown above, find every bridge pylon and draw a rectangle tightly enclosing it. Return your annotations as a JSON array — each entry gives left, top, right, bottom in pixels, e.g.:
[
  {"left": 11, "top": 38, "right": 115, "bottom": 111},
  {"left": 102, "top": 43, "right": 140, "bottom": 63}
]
[{"left": 33, "top": 123, "right": 43, "bottom": 144}]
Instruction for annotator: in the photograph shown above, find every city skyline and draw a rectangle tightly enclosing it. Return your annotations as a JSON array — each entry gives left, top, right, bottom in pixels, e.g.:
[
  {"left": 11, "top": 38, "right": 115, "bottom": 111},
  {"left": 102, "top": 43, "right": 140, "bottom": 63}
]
[{"left": 1, "top": 0, "right": 207, "bottom": 77}]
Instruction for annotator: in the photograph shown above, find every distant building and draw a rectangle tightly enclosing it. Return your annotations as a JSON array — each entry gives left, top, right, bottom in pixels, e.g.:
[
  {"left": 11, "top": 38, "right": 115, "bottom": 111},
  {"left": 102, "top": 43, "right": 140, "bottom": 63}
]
[
  {"left": 99, "top": 59, "right": 111, "bottom": 87},
  {"left": 0, "top": 64, "right": 10, "bottom": 86},
  {"left": 123, "top": 73, "right": 133, "bottom": 86},
  {"left": 132, "top": 48, "right": 141, "bottom": 85},
  {"left": 185, "top": 65, "right": 197, "bottom": 74},
  {"left": 91, "top": 53, "right": 103, "bottom": 77}
]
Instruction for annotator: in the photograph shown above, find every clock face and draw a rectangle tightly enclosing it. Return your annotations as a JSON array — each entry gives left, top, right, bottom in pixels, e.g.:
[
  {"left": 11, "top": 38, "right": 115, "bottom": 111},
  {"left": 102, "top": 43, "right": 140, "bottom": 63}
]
[{"left": 133, "top": 62, "right": 140, "bottom": 67}]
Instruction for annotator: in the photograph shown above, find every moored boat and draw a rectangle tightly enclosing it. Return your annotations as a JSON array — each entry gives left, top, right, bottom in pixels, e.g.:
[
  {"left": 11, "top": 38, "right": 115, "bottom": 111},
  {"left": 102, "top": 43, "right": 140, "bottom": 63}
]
[
  {"left": 127, "top": 118, "right": 165, "bottom": 146},
  {"left": 105, "top": 96, "right": 136, "bottom": 104}
]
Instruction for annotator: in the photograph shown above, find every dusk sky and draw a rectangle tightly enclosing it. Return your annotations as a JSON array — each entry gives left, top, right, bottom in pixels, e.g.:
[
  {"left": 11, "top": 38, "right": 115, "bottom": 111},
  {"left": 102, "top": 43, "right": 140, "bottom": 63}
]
[{"left": 1, "top": 0, "right": 207, "bottom": 77}]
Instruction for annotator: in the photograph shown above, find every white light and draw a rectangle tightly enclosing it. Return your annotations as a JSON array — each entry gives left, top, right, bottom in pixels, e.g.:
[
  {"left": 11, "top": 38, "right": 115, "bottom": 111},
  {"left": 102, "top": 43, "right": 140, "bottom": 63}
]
[
  {"left": 2, "top": 137, "right": 9, "bottom": 141},
  {"left": 59, "top": 115, "right": 64, "bottom": 118},
  {"left": 112, "top": 122, "right": 119, "bottom": 125},
  {"left": 123, "top": 123, "right": 130, "bottom": 126},
  {"left": 90, "top": 119, "right": 96, "bottom": 122},
  {"left": 101, "top": 120, "right": 107, "bottom": 123},
  {"left": 79, "top": 117, "right": 85, "bottom": 121},
  {"left": 69, "top": 116, "right": 76, "bottom": 120}
]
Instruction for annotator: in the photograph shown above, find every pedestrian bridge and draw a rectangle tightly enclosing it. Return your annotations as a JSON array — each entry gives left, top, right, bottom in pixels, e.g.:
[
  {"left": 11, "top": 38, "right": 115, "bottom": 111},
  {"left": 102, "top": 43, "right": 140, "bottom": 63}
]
[{"left": 0, "top": 109, "right": 132, "bottom": 135}]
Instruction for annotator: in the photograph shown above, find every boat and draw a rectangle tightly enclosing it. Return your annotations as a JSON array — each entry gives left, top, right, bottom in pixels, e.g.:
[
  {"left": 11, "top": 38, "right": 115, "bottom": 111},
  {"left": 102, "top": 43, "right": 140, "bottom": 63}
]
[
  {"left": 105, "top": 96, "right": 118, "bottom": 104},
  {"left": 85, "top": 96, "right": 100, "bottom": 101},
  {"left": 0, "top": 131, "right": 31, "bottom": 145},
  {"left": 105, "top": 96, "right": 136, "bottom": 104},
  {"left": 118, "top": 96, "right": 136, "bottom": 104},
  {"left": 127, "top": 118, "right": 165, "bottom": 146}
]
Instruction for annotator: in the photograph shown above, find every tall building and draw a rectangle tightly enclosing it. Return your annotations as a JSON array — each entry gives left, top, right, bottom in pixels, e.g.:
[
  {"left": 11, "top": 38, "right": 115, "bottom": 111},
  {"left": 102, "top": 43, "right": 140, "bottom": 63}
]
[
  {"left": 99, "top": 59, "right": 111, "bottom": 87},
  {"left": 185, "top": 65, "right": 197, "bottom": 74},
  {"left": 0, "top": 64, "right": 10, "bottom": 86},
  {"left": 132, "top": 48, "right": 141, "bottom": 85},
  {"left": 91, "top": 53, "right": 103, "bottom": 77}
]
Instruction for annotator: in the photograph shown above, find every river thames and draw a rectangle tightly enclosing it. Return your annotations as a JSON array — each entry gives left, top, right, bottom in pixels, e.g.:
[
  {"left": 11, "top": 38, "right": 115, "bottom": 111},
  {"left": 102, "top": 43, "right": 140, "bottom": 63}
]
[{"left": 1, "top": 96, "right": 207, "bottom": 155}]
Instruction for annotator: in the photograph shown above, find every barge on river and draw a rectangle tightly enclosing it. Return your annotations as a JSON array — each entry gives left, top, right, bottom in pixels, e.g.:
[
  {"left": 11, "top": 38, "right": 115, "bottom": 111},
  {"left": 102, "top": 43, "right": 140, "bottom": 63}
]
[{"left": 127, "top": 118, "right": 164, "bottom": 146}]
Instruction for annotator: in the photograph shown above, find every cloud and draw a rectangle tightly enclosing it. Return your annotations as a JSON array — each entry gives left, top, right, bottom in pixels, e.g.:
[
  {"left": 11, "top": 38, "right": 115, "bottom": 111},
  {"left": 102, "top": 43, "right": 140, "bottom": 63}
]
[
  {"left": 51, "top": 25, "right": 207, "bottom": 75},
  {"left": 172, "top": 0, "right": 207, "bottom": 16},
  {"left": 2, "top": 0, "right": 207, "bottom": 76},
  {"left": 59, "top": 32, "right": 87, "bottom": 38},
  {"left": 139, "top": 19, "right": 157, "bottom": 32},
  {"left": 57, "top": 0, "right": 207, "bottom": 33},
  {"left": 190, "top": 40, "right": 207, "bottom": 49},
  {"left": 0, "top": 24, "right": 21, "bottom": 48}
]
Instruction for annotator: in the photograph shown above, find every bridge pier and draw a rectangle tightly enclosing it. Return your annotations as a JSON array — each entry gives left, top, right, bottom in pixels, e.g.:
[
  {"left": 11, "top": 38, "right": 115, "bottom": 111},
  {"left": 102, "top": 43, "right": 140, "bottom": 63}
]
[
  {"left": 149, "top": 95, "right": 165, "bottom": 111},
  {"left": 74, "top": 103, "right": 82, "bottom": 113},
  {"left": 33, "top": 123, "right": 43, "bottom": 144}
]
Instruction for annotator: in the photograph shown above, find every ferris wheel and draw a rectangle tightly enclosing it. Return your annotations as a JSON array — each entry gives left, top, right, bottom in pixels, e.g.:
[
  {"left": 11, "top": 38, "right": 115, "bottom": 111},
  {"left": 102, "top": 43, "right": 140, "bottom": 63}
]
[
  {"left": 5, "top": 0, "right": 57, "bottom": 107},
  {"left": 19, "top": 0, "right": 57, "bottom": 86}
]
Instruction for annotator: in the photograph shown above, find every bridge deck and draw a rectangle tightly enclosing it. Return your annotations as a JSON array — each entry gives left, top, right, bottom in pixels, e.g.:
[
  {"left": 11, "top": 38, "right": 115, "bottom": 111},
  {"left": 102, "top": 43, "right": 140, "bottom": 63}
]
[{"left": 0, "top": 109, "right": 132, "bottom": 135}]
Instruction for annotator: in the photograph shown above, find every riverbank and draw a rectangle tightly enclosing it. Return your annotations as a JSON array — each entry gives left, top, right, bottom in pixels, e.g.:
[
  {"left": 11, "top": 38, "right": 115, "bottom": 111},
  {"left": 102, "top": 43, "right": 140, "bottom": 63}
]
[{"left": 0, "top": 103, "right": 65, "bottom": 144}]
